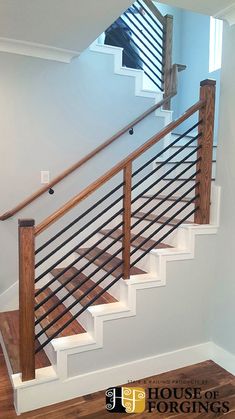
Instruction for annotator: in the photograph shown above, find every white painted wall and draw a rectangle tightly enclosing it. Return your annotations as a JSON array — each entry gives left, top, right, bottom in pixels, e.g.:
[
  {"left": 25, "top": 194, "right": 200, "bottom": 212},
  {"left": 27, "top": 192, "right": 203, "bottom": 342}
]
[
  {"left": 211, "top": 22, "right": 235, "bottom": 355},
  {"left": 176, "top": 9, "right": 221, "bottom": 141},
  {"left": 0, "top": 48, "right": 166, "bottom": 295}
]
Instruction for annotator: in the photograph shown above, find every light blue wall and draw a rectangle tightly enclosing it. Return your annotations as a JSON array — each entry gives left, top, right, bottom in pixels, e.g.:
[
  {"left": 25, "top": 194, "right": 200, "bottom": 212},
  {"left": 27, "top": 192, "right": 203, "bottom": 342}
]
[
  {"left": 177, "top": 10, "right": 221, "bottom": 141},
  {"left": 156, "top": 2, "right": 182, "bottom": 118},
  {"left": 156, "top": 2, "right": 221, "bottom": 142}
]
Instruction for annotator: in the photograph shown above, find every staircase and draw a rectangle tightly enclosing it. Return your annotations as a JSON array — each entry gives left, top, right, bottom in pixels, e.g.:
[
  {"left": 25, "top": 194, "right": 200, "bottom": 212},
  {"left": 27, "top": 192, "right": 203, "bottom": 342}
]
[{"left": 0, "top": 1, "right": 220, "bottom": 415}]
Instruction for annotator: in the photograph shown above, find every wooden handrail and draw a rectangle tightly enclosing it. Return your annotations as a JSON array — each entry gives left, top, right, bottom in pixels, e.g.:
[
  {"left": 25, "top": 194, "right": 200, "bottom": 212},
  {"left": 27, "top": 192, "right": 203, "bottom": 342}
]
[
  {"left": 142, "top": 0, "right": 166, "bottom": 28},
  {"left": 35, "top": 99, "right": 205, "bottom": 235},
  {"left": 0, "top": 90, "right": 180, "bottom": 222}
]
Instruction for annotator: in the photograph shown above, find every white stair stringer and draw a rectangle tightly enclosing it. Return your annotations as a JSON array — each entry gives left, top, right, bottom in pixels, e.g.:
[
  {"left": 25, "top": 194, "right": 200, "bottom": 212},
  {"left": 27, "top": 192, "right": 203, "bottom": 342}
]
[
  {"left": 89, "top": 41, "right": 173, "bottom": 125},
  {"left": 10, "top": 184, "right": 222, "bottom": 414}
]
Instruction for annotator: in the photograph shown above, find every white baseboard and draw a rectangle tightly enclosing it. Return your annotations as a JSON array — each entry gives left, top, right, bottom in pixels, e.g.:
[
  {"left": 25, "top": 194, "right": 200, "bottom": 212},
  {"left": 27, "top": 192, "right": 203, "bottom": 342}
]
[
  {"left": 0, "top": 281, "right": 18, "bottom": 312},
  {"left": 211, "top": 343, "right": 235, "bottom": 375},
  {"left": 13, "top": 340, "right": 234, "bottom": 414}
]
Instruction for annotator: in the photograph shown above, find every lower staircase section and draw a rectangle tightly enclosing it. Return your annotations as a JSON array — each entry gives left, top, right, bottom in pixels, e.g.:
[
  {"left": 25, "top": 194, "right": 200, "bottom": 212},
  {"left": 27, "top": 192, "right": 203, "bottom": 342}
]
[
  {"left": 0, "top": 79, "right": 219, "bottom": 414},
  {"left": 0, "top": 191, "right": 220, "bottom": 413}
]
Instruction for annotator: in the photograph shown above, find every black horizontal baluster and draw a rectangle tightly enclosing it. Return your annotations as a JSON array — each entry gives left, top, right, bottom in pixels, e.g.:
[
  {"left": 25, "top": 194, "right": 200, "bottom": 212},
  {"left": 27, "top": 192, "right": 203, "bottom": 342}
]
[
  {"left": 36, "top": 168, "right": 200, "bottom": 323},
  {"left": 131, "top": 5, "right": 164, "bottom": 49},
  {"left": 35, "top": 224, "right": 124, "bottom": 307},
  {"left": 35, "top": 201, "right": 198, "bottom": 354},
  {"left": 121, "top": 16, "right": 164, "bottom": 81},
  {"left": 36, "top": 182, "right": 124, "bottom": 254},
  {"left": 131, "top": 184, "right": 199, "bottom": 243},
  {"left": 34, "top": 96, "right": 208, "bottom": 353},
  {"left": 132, "top": 157, "right": 201, "bottom": 207},
  {"left": 132, "top": 121, "right": 202, "bottom": 178},
  {"left": 105, "top": 31, "right": 163, "bottom": 90},
  {"left": 35, "top": 191, "right": 124, "bottom": 269},
  {"left": 136, "top": 0, "right": 164, "bottom": 34},
  {"left": 35, "top": 253, "right": 124, "bottom": 342},
  {"left": 35, "top": 196, "right": 124, "bottom": 279},
  {"left": 35, "top": 181, "right": 199, "bottom": 350},
  {"left": 132, "top": 170, "right": 200, "bottom": 222},
  {"left": 134, "top": 136, "right": 201, "bottom": 189},
  {"left": 36, "top": 157, "right": 199, "bottom": 303},
  {"left": 36, "top": 274, "right": 126, "bottom": 353},
  {"left": 132, "top": 139, "right": 201, "bottom": 191},
  {"left": 130, "top": 192, "right": 199, "bottom": 257},
  {"left": 36, "top": 145, "right": 201, "bottom": 284},
  {"left": 130, "top": 206, "right": 198, "bottom": 267}
]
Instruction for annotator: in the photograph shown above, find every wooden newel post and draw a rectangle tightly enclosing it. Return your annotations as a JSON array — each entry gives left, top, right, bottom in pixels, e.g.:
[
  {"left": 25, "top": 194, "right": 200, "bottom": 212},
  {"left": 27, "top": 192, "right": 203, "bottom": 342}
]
[
  {"left": 195, "top": 79, "right": 216, "bottom": 224},
  {"left": 163, "top": 14, "right": 173, "bottom": 110},
  {"left": 18, "top": 219, "right": 35, "bottom": 381},
  {"left": 122, "top": 163, "right": 132, "bottom": 279}
]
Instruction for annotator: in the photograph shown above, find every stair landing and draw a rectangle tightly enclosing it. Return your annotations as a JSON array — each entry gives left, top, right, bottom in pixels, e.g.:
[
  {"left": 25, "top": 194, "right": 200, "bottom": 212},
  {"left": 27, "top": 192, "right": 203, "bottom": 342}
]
[{"left": 0, "top": 310, "right": 50, "bottom": 374}]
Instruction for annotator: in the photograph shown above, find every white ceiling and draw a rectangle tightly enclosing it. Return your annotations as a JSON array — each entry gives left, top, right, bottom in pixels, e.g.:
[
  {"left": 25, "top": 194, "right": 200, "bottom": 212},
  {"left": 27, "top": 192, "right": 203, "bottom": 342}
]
[
  {"left": 157, "top": 0, "right": 235, "bottom": 17},
  {"left": 0, "top": 0, "right": 132, "bottom": 55},
  {"left": 0, "top": 0, "right": 234, "bottom": 62}
]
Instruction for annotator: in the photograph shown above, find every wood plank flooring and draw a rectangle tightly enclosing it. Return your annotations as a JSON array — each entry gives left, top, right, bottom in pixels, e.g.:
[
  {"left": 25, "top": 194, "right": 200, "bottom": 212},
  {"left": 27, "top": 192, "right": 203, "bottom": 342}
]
[
  {"left": 100, "top": 229, "right": 173, "bottom": 252},
  {"left": 35, "top": 289, "right": 86, "bottom": 338},
  {"left": 76, "top": 247, "right": 146, "bottom": 276},
  {"left": 52, "top": 267, "right": 117, "bottom": 305},
  {"left": 133, "top": 212, "right": 193, "bottom": 226},
  {"left": 0, "top": 347, "right": 234, "bottom": 418}
]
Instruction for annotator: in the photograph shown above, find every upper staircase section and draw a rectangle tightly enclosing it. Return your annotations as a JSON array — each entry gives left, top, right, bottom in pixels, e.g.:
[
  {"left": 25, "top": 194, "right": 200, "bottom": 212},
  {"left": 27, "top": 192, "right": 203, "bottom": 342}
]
[{"left": 0, "top": 0, "right": 134, "bottom": 62}]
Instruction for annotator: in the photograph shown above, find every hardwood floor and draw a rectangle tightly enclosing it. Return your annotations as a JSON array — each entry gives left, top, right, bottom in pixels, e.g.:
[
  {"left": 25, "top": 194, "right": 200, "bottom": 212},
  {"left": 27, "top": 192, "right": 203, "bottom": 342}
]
[{"left": 0, "top": 344, "right": 234, "bottom": 418}]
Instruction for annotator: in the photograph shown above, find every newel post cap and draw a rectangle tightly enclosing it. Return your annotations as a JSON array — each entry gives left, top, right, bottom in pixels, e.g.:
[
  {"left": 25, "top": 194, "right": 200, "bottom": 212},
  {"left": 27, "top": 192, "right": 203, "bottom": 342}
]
[
  {"left": 200, "top": 79, "right": 216, "bottom": 87},
  {"left": 18, "top": 219, "right": 35, "bottom": 227}
]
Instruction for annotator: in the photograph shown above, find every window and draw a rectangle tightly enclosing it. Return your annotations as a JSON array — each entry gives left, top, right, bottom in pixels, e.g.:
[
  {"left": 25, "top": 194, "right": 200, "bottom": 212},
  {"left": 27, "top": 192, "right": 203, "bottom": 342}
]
[{"left": 209, "top": 17, "right": 223, "bottom": 73}]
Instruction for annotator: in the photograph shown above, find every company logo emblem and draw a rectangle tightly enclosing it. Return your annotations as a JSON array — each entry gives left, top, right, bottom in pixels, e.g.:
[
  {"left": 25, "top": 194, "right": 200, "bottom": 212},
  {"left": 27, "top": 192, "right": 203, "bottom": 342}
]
[{"left": 106, "top": 387, "right": 146, "bottom": 414}]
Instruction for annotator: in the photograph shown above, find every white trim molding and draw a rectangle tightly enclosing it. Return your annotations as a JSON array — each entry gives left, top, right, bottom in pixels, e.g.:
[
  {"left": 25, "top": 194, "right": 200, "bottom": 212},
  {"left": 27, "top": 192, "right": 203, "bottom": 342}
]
[
  {"left": 215, "top": 3, "right": 235, "bottom": 26},
  {"left": 0, "top": 37, "right": 80, "bottom": 63},
  {"left": 12, "top": 341, "right": 235, "bottom": 414}
]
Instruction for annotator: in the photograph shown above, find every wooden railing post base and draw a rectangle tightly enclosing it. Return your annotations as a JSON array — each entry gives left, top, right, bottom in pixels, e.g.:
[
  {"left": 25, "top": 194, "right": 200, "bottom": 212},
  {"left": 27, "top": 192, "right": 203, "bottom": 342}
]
[
  {"left": 19, "top": 219, "right": 35, "bottom": 381},
  {"left": 122, "top": 163, "right": 132, "bottom": 279}
]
